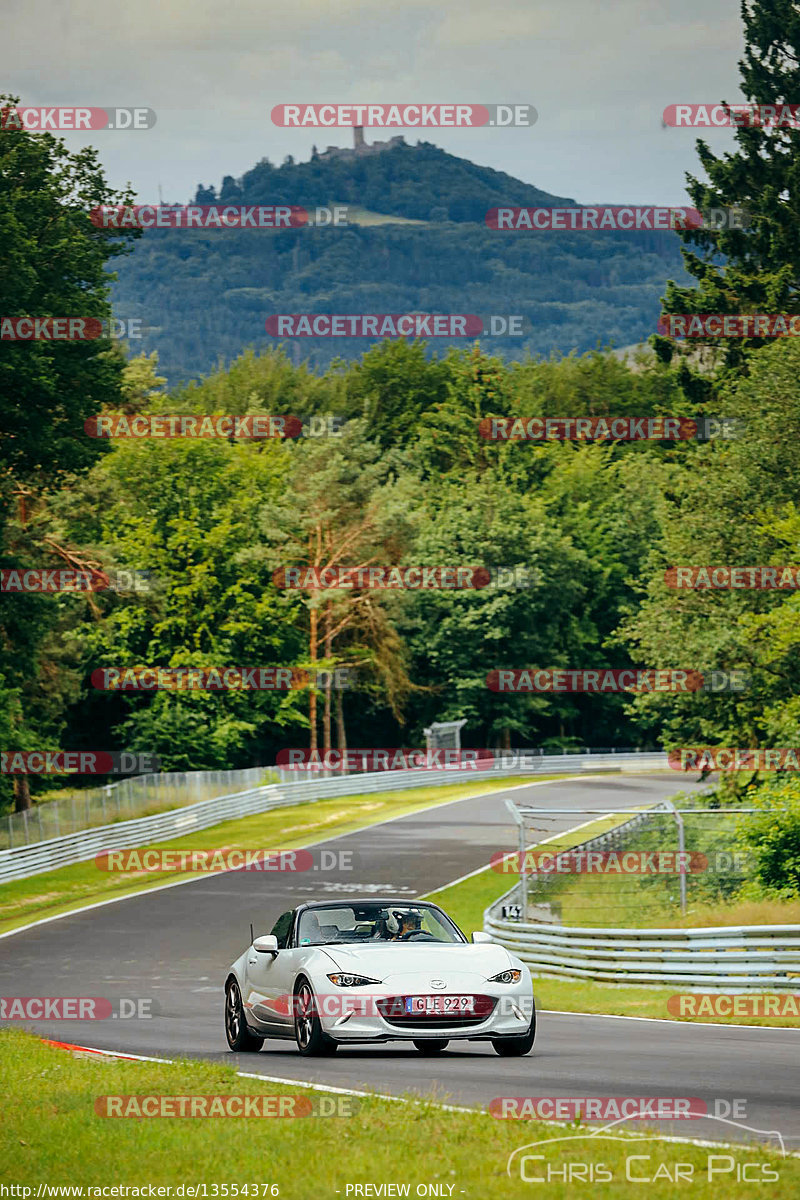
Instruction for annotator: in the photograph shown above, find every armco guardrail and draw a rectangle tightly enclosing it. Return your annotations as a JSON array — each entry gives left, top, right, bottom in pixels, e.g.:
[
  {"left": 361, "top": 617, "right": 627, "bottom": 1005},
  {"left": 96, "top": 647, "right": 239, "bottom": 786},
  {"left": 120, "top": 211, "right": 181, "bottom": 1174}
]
[
  {"left": 3, "top": 765, "right": 270, "bottom": 849},
  {"left": 485, "top": 815, "right": 800, "bottom": 990},
  {"left": 0, "top": 750, "right": 667, "bottom": 884},
  {"left": 485, "top": 907, "right": 800, "bottom": 988}
]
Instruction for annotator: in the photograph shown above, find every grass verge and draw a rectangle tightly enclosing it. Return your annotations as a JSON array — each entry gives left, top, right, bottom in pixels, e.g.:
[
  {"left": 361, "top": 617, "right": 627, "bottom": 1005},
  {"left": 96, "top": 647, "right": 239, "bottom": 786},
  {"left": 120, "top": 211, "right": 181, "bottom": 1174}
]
[
  {"left": 0, "top": 775, "right": 552, "bottom": 937},
  {"left": 532, "top": 870, "right": 800, "bottom": 930},
  {"left": 423, "top": 819, "right": 800, "bottom": 1029},
  {"left": 0, "top": 1030, "right": 792, "bottom": 1197}
]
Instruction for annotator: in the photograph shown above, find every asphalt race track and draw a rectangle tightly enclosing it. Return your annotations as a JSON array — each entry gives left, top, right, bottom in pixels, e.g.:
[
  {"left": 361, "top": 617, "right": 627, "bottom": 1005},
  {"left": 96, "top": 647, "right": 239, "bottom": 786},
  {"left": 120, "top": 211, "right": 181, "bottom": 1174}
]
[{"left": 2, "top": 773, "right": 798, "bottom": 1151}]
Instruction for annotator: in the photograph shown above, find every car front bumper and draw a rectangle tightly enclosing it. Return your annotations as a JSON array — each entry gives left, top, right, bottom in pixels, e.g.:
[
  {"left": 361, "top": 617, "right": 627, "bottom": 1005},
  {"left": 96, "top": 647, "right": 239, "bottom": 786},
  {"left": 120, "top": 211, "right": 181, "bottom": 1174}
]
[{"left": 316, "top": 986, "right": 534, "bottom": 1043}]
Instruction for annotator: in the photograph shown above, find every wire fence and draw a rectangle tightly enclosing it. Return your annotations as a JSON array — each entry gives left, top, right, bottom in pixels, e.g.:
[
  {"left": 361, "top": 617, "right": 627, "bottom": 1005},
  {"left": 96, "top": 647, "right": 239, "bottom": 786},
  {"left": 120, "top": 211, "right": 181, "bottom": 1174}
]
[
  {"left": 485, "top": 803, "right": 800, "bottom": 987},
  {"left": 507, "top": 805, "right": 757, "bottom": 928},
  {"left": 1, "top": 767, "right": 277, "bottom": 850}
]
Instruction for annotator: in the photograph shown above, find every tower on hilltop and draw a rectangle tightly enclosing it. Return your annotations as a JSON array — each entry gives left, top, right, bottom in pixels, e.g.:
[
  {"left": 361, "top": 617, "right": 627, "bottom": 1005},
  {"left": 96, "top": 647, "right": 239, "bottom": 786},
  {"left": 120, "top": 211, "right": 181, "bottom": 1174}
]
[{"left": 354, "top": 125, "right": 365, "bottom": 151}]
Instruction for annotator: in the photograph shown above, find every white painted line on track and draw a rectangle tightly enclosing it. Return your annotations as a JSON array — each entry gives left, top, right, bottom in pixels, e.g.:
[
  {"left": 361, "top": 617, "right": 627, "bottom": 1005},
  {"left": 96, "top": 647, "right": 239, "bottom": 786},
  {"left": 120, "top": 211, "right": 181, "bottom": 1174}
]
[
  {"left": 420, "top": 804, "right": 639, "bottom": 891},
  {"left": 36, "top": 1036, "right": 796, "bottom": 1155}
]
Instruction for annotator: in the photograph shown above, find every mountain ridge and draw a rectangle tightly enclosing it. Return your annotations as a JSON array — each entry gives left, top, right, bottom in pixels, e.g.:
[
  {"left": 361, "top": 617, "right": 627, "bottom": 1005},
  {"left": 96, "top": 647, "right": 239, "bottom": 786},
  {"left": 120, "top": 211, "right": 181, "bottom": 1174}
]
[{"left": 112, "top": 140, "right": 688, "bottom": 385}]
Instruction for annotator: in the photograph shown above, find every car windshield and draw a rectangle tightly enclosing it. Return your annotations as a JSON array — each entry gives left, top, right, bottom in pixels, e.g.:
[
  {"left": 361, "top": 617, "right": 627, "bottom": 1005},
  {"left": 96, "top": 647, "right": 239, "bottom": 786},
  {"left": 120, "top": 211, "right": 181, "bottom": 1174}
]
[{"left": 296, "top": 904, "right": 465, "bottom": 946}]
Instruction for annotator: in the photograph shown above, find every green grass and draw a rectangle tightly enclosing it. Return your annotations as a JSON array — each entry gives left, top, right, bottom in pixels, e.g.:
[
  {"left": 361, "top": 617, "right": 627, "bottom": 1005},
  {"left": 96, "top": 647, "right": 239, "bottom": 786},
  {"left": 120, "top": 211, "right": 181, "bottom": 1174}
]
[
  {"left": 546, "top": 871, "right": 800, "bottom": 930},
  {"left": 0, "top": 775, "right": 553, "bottom": 936},
  {"left": 0, "top": 1030, "right": 792, "bottom": 1197},
  {"left": 423, "top": 821, "right": 800, "bottom": 1029}
]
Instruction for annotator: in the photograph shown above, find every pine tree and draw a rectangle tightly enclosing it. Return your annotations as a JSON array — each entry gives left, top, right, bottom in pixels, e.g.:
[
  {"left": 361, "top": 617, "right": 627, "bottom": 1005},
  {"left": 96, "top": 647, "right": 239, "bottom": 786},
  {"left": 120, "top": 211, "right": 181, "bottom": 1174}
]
[{"left": 656, "top": 0, "right": 800, "bottom": 398}]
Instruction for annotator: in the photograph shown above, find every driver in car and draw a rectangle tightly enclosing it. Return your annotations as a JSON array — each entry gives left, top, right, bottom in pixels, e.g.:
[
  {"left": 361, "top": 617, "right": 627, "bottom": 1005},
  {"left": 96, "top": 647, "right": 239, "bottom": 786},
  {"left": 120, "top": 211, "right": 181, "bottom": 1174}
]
[{"left": 389, "top": 910, "right": 421, "bottom": 940}]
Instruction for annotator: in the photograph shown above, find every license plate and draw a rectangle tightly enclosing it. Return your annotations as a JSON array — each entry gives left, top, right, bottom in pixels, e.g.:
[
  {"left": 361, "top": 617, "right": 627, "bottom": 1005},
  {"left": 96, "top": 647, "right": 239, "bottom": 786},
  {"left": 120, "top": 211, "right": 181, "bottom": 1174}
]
[{"left": 404, "top": 994, "right": 475, "bottom": 1014}]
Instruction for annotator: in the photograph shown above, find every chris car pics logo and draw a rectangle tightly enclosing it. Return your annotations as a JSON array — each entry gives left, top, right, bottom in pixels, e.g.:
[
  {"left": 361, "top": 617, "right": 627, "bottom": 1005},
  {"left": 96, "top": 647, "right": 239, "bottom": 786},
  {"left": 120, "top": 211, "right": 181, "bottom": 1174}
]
[{"left": 505, "top": 1114, "right": 784, "bottom": 1184}]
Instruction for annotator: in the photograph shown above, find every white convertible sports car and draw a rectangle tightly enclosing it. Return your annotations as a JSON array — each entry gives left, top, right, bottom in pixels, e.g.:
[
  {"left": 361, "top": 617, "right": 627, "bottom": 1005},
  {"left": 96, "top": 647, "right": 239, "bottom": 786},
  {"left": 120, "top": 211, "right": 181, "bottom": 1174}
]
[{"left": 224, "top": 899, "right": 535, "bottom": 1057}]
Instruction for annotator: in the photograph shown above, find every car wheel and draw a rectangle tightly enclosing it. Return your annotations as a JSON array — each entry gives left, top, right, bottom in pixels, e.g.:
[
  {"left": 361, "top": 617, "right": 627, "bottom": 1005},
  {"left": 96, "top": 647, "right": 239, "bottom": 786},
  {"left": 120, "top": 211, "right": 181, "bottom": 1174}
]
[
  {"left": 225, "top": 979, "right": 264, "bottom": 1052},
  {"left": 413, "top": 1039, "right": 449, "bottom": 1054},
  {"left": 492, "top": 1007, "right": 536, "bottom": 1057},
  {"left": 294, "top": 978, "right": 338, "bottom": 1056}
]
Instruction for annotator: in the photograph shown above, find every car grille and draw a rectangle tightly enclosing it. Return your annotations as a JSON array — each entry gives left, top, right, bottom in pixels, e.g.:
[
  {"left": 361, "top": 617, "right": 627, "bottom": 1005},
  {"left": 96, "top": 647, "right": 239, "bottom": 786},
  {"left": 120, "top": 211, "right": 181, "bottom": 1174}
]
[{"left": 376, "top": 995, "right": 496, "bottom": 1028}]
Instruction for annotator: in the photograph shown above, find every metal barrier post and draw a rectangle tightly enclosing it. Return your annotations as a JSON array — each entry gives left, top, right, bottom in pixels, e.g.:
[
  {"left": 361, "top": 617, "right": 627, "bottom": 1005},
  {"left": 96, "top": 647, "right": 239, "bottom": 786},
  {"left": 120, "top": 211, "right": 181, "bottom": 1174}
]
[
  {"left": 661, "top": 796, "right": 687, "bottom": 915},
  {"left": 505, "top": 797, "right": 528, "bottom": 918}
]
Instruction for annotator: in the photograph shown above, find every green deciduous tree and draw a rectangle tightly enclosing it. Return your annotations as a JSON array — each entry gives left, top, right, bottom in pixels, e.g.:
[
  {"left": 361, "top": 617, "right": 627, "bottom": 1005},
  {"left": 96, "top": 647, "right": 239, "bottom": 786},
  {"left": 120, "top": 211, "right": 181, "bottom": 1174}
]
[{"left": 0, "top": 94, "right": 138, "bottom": 808}]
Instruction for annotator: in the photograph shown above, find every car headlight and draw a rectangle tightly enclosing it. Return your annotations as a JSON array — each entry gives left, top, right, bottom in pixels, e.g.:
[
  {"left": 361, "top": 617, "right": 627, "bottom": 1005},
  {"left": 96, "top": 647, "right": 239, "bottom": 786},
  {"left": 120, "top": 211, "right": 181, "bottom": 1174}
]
[
  {"left": 489, "top": 969, "right": 522, "bottom": 984},
  {"left": 326, "top": 973, "right": 382, "bottom": 987}
]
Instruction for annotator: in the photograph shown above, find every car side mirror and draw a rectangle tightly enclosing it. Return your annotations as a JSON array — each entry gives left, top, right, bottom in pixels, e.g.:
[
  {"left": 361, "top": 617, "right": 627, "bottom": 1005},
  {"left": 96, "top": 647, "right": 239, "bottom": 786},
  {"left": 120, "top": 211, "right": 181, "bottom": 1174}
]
[
  {"left": 472, "top": 931, "right": 493, "bottom": 944},
  {"left": 253, "top": 934, "right": 279, "bottom": 955}
]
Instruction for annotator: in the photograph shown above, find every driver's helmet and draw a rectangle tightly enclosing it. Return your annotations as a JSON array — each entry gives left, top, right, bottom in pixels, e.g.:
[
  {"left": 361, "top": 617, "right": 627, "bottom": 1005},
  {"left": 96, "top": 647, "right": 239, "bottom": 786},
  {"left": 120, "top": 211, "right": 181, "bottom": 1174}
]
[{"left": 388, "top": 909, "right": 421, "bottom": 936}]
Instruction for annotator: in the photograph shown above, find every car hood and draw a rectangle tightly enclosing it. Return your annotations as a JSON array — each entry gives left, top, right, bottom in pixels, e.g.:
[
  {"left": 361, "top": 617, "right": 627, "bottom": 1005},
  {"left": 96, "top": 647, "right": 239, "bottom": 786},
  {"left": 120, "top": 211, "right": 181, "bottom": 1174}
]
[{"left": 319, "top": 942, "right": 514, "bottom": 980}]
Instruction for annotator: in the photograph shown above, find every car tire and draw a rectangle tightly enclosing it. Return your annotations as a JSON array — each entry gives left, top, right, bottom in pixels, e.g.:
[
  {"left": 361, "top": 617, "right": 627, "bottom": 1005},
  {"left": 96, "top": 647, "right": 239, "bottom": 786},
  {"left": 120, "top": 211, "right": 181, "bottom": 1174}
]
[
  {"left": 492, "top": 1006, "right": 536, "bottom": 1057},
  {"left": 225, "top": 978, "right": 264, "bottom": 1052},
  {"left": 413, "top": 1039, "right": 449, "bottom": 1054},
  {"left": 294, "top": 978, "right": 338, "bottom": 1056}
]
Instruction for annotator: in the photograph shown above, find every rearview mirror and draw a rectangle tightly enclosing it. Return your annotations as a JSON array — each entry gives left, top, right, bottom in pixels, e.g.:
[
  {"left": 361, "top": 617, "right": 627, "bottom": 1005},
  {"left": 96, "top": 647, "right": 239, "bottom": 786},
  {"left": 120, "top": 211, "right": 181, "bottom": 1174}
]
[
  {"left": 472, "top": 931, "right": 493, "bottom": 944},
  {"left": 253, "top": 934, "right": 279, "bottom": 954}
]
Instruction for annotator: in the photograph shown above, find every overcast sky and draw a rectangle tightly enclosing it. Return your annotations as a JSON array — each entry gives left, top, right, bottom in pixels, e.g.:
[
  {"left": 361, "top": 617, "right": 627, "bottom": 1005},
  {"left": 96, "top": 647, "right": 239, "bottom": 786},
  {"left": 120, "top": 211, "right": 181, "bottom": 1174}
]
[{"left": 4, "top": 0, "right": 747, "bottom": 206}]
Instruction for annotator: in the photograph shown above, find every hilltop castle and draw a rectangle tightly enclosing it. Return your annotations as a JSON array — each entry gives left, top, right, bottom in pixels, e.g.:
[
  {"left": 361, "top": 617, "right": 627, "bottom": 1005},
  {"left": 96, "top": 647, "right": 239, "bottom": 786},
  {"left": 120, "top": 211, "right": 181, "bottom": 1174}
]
[{"left": 315, "top": 126, "right": 405, "bottom": 161}]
